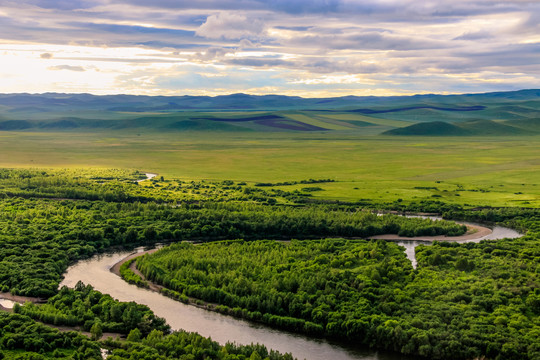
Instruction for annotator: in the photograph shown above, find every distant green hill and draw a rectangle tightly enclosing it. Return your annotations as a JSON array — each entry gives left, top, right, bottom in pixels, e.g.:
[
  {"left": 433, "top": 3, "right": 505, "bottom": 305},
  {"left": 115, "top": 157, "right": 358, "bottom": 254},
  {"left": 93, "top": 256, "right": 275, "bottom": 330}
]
[{"left": 383, "top": 119, "right": 532, "bottom": 136}]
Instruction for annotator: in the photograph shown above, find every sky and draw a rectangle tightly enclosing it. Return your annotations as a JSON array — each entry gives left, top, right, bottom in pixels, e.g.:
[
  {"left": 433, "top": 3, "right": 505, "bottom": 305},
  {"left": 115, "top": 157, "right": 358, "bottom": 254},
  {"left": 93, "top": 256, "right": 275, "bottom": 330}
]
[{"left": 0, "top": 0, "right": 539, "bottom": 97}]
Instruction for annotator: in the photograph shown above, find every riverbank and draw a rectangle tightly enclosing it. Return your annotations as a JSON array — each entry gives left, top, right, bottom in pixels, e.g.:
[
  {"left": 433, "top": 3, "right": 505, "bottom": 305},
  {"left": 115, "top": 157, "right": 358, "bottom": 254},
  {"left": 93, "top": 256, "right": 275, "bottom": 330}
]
[
  {"left": 110, "top": 220, "right": 494, "bottom": 285},
  {"left": 111, "top": 250, "right": 220, "bottom": 312},
  {"left": 62, "top": 250, "right": 369, "bottom": 360},
  {"left": 0, "top": 303, "right": 124, "bottom": 341},
  {"left": 0, "top": 291, "right": 45, "bottom": 304},
  {"left": 370, "top": 223, "right": 492, "bottom": 242},
  {"left": 110, "top": 248, "right": 160, "bottom": 279},
  {"left": 41, "top": 323, "right": 124, "bottom": 341}
]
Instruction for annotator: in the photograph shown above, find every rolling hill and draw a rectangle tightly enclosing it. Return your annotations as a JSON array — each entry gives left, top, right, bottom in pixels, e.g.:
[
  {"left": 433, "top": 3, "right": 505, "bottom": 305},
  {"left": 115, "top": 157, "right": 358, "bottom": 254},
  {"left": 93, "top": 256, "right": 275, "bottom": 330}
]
[{"left": 0, "top": 89, "right": 538, "bottom": 135}]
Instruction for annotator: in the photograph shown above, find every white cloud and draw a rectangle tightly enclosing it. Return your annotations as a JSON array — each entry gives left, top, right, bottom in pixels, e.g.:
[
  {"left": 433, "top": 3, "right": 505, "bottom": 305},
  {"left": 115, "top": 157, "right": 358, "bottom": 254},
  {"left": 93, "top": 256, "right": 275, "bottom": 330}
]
[{"left": 196, "top": 12, "right": 265, "bottom": 40}]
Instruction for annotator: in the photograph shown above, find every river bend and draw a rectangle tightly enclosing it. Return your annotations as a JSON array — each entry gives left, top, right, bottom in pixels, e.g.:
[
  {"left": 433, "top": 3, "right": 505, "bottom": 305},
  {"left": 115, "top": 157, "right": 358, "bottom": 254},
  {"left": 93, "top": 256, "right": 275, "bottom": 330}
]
[{"left": 60, "top": 220, "right": 521, "bottom": 360}]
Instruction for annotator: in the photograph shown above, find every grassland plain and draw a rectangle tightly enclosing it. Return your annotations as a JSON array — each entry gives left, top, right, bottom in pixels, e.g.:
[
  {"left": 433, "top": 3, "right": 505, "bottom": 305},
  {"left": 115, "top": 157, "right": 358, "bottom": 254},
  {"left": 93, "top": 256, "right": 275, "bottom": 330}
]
[{"left": 0, "top": 131, "right": 539, "bottom": 207}]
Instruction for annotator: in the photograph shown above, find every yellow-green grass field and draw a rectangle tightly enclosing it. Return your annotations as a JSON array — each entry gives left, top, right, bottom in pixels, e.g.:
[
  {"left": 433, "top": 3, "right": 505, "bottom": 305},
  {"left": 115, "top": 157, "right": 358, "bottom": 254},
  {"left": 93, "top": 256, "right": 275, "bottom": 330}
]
[{"left": 0, "top": 131, "right": 538, "bottom": 207}]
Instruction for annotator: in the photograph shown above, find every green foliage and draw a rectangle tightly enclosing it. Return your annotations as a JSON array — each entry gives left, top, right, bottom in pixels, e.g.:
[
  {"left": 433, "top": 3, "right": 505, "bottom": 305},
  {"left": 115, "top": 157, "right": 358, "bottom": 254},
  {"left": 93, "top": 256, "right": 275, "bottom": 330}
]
[
  {"left": 410, "top": 231, "right": 540, "bottom": 360},
  {"left": 138, "top": 210, "right": 540, "bottom": 360},
  {"left": 0, "top": 310, "right": 291, "bottom": 360},
  {"left": 0, "top": 168, "right": 463, "bottom": 297},
  {"left": 16, "top": 284, "right": 170, "bottom": 336},
  {"left": 0, "top": 312, "right": 100, "bottom": 359},
  {"left": 126, "top": 329, "right": 141, "bottom": 342},
  {"left": 1, "top": 129, "right": 538, "bottom": 207},
  {"left": 119, "top": 259, "right": 149, "bottom": 288},
  {"left": 138, "top": 239, "right": 412, "bottom": 336},
  {"left": 103, "top": 331, "right": 293, "bottom": 360},
  {"left": 89, "top": 321, "right": 102, "bottom": 341}
]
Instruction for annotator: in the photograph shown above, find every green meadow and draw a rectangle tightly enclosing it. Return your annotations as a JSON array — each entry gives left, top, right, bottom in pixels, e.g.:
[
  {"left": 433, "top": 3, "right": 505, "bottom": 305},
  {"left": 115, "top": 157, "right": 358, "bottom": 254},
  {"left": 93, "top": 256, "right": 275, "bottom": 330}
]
[{"left": 1, "top": 130, "right": 538, "bottom": 207}]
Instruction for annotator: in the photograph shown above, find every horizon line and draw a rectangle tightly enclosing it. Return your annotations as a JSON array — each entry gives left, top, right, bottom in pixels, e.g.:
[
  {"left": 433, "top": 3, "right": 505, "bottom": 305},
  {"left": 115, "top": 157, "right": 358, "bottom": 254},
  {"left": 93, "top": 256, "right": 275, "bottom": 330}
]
[{"left": 0, "top": 88, "right": 537, "bottom": 99}]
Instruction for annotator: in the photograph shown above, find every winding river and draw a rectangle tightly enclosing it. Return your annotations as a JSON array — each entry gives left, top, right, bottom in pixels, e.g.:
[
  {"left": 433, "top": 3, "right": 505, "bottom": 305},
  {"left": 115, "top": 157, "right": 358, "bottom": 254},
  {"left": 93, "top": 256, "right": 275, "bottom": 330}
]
[
  {"left": 60, "top": 219, "right": 521, "bottom": 360},
  {"left": 392, "top": 217, "right": 521, "bottom": 267}
]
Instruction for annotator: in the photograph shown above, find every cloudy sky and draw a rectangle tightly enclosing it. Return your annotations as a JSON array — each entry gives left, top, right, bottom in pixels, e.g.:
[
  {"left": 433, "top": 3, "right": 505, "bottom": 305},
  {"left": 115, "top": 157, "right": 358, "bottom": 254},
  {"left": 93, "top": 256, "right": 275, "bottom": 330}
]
[{"left": 0, "top": 0, "right": 539, "bottom": 96}]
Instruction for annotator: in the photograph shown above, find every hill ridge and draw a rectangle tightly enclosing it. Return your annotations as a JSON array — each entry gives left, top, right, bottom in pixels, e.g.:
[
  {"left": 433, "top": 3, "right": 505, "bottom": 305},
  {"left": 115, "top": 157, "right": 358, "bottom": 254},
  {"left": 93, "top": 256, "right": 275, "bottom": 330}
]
[{"left": 0, "top": 89, "right": 538, "bottom": 134}]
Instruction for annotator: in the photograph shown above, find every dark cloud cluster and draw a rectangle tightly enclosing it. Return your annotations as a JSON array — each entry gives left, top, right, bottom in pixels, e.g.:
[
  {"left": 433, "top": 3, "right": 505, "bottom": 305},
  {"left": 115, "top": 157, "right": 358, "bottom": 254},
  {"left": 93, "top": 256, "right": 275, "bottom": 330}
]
[
  {"left": 48, "top": 64, "right": 85, "bottom": 71},
  {"left": 19, "top": 0, "right": 100, "bottom": 11},
  {"left": 105, "top": 0, "right": 341, "bottom": 14},
  {"left": 287, "top": 32, "right": 447, "bottom": 51}
]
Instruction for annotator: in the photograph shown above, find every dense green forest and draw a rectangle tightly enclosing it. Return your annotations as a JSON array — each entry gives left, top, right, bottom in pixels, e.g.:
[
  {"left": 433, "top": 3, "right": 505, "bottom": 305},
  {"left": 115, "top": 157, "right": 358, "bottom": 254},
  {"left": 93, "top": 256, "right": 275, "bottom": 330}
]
[
  {"left": 0, "top": 312, "right": 102, "bottom": 359},
  {"left": 135, "top": 209, "right": 540, "bottom": 360},
  {"left": 14, "top": 283, "right": 169, "bottom": 336},
  {"left": 102, "top": 332, "right": 294, "bottom": 360},
  {"left": 0, "top": 168, "right": 464, "bottom": 297},
  {"left": 0, "top": 167, "right": 538, "bottom": 359},
  {"left": 0, "top": 294, "right": 293, "bottom": 360}
]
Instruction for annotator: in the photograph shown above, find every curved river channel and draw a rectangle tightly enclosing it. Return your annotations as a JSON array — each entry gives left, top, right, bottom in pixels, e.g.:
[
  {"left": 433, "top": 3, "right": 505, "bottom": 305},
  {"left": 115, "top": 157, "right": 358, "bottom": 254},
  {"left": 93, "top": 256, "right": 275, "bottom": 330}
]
[
  {"left": 393, "top": 217, "right": 521, "bottom": 267},
  {"left": 60, "top": 220, "right": 521, "bottom": 360}
]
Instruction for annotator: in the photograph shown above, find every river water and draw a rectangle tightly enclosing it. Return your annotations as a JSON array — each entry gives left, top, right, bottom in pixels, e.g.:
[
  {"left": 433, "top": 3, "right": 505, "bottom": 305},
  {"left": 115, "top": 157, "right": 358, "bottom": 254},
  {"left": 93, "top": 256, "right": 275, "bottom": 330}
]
[
  {"left": 394, "top": 218, "right": 522, "bottom": 267},
  {"left": 61, "top": 248, "right": 414, "bottom": 360},
  {"left": 60, "top": 221, "right": 521, "bottom": 360},
  {"left": 0, "top": 298, "right": 18, "bottom": 309}
]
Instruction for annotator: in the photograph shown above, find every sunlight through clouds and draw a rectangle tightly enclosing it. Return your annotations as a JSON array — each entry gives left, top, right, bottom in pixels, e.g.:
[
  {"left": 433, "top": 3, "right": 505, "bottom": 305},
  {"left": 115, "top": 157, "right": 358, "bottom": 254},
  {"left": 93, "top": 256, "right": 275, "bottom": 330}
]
[{"left": 0, "top": 0, "right": 539, "bottom": 95}]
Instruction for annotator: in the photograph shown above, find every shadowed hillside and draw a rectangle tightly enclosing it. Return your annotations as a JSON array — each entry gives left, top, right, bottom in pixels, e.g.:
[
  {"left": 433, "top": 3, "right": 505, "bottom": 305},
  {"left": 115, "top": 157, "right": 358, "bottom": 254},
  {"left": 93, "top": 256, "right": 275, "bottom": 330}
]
[
  {"left": 383, "top": 121, "right": 471, "bottom": 136},
  {"left": 383, "top": 119, "right": 532, "bottom": 136}
]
